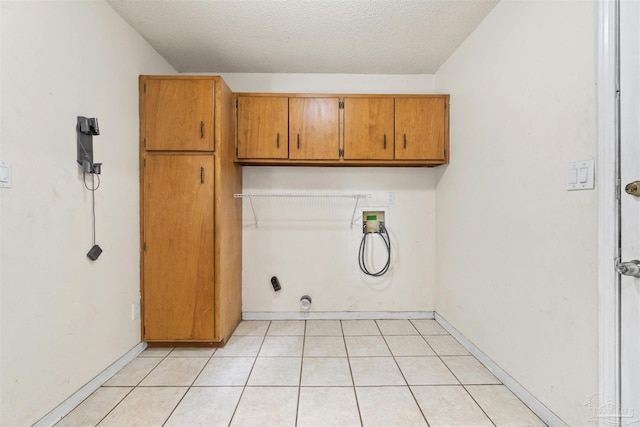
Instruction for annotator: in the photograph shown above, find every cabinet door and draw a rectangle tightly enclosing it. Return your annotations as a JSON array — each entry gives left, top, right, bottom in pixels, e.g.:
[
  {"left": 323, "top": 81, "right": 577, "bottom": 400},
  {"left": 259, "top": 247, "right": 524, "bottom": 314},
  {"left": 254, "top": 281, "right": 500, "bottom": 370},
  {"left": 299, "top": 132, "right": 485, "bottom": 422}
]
[
  {"left": 289, "top": 98, "right": 340, "bottom": 160},
  {"left": 395, "top": 97, "right": 447, "bottom": 160},
  {"left": 237, "top": 96, "right": 288, "bottom": 159},
  {"left": 143, "top": 154, "right": 214, "bottom": 341},
  {"left": 344, "top": 98, "right": 394, "bottom": 160},
  {"left": 144, "top": 79, "right": 214, "bottom": 151}
]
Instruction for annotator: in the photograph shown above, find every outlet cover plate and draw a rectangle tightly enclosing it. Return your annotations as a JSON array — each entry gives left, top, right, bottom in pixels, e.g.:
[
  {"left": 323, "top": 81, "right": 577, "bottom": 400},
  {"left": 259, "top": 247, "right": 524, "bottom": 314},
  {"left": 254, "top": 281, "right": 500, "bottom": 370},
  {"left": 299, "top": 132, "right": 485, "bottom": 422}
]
[{"left": 132, "top": 301, "right": 140, "bottom": 320}]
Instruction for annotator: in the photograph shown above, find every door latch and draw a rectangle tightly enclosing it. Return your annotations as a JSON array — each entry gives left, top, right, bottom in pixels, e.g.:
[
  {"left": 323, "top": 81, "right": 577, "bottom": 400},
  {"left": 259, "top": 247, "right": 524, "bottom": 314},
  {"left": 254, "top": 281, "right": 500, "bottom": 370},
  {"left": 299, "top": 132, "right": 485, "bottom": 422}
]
[
  {"left": 624, "top": 180, "right": 640, "bottom": 196},
  {"left": 616, "top": 259, "right": 640, "bottom": 277}
]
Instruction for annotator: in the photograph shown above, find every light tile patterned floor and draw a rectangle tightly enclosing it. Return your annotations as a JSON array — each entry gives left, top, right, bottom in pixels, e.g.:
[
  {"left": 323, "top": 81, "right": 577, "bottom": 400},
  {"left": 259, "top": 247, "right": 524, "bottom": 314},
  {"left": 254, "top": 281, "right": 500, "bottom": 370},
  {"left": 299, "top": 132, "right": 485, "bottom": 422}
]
[{"left": 55, "top": 319, "right": 547, "bottom": 427}]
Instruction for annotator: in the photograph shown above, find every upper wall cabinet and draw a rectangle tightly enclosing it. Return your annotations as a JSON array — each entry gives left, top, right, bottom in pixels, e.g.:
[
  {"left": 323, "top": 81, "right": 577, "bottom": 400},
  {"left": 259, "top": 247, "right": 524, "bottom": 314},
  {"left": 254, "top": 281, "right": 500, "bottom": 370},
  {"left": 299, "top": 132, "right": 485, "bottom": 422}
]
[
  {"left": 395, "top": 97, "right": 447, "bottom": 161},
  {"left": 144, "top": 79, "right": 215, "bottom": 151},
  {"left": 237, "top": 96, "right": 288, "bottom": 159},
  {"left": 289, "top": 98, "right": 340, "bottom": 160},
  {"left": 343, "top": 97, "right": 395, "bottom": 160},
  {"left": 235, "top": 93, "right": 449, "bottom": 166}
]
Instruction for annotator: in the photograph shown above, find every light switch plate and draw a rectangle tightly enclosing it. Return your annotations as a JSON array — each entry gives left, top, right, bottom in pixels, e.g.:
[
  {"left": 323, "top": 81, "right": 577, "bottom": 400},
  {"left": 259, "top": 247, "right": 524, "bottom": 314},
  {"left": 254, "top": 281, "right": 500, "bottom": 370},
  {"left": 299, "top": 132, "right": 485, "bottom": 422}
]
[
  {"left": 567, "top": 159, "right": 594, "bottom": 190},
  {"left": 0, "top": 161, "right": 12, "bottom": 188}
]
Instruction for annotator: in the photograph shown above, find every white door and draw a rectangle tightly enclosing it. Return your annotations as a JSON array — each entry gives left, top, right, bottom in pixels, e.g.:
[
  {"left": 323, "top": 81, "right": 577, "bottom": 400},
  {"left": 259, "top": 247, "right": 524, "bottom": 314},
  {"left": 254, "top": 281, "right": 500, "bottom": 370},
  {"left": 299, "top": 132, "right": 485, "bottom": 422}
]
[{"left": 619, "top": 0, "right": 640, "bottom": 420}]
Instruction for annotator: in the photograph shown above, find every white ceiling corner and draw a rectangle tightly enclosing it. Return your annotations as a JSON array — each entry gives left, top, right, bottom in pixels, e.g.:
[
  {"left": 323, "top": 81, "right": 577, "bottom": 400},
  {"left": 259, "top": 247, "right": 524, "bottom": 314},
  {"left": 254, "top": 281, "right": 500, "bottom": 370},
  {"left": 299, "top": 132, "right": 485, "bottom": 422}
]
[{"left": 107, "top": 0, "right": 499, "bottom": 74}]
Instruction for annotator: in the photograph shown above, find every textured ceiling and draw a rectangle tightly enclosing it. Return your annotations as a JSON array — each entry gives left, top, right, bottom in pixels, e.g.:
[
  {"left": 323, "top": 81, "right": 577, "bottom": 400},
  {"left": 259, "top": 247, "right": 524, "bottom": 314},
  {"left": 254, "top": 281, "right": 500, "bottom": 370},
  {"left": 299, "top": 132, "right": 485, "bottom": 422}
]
[{"left": 107, "top": 0, "right": 498, "bottom": 74}]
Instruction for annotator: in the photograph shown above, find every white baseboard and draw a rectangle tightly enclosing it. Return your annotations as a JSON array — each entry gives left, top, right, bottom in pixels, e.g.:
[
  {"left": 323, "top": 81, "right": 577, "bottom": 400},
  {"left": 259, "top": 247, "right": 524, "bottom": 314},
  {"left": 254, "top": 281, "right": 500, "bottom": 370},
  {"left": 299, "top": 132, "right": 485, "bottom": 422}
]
[
  {"left": 33, "top": 342, "right": 147, "bottom": 427},
  {"left": 434, "top": 313, "right": 566, "bottom": 427},
  {"left": 242, "top": 311, "right": 435, "bottom": 320}
]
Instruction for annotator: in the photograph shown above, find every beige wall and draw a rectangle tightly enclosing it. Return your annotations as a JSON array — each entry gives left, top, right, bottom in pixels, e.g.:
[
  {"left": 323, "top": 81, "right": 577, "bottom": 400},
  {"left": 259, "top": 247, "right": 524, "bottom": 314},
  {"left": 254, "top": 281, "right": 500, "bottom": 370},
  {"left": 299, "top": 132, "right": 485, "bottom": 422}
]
[
  {"left": 434, "top": 1, "right": 598, "bottom": 424},
  {"left": 0, "top": 1, "right": 175, "bottom": 425}
]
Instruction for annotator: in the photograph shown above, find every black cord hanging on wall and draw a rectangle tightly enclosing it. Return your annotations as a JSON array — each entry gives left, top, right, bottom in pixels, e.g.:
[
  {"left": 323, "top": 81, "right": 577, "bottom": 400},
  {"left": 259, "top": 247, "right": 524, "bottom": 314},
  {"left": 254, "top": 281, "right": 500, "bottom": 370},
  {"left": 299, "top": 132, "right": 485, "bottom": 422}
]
[{"left": 77, "top": 116, "right": 103, "bottom": 261}]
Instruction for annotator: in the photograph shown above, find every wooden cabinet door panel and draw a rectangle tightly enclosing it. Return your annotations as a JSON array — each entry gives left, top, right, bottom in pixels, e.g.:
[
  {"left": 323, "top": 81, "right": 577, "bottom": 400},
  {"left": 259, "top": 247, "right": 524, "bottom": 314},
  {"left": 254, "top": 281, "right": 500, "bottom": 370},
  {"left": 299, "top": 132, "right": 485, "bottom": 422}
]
[
  {"left": 237, "top": 96, "right": 288, "bottom": 159},
  {"left": 289, "top": 98, "right": 340, "bottom": 160},
  {"left": 344, "top": 98, "right": 394, "bottom": 160},
  {"left": 143, "top": 154, "right": 214, "bottom": 341},
  {"left": 145, "top": 79, "right": 214, "bottom": 151},
  {"left": 395, "top": 97, "right": 446, "bottom": 160}
]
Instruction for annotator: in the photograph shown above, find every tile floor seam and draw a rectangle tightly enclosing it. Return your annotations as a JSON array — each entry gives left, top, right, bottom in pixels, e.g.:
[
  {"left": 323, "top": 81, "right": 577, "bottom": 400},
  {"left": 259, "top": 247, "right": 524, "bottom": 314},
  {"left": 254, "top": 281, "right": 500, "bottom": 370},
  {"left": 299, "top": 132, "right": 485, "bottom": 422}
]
[
  {"left": 226, "top": 320, "right": 270, "bottom": 427},
  {"left": 341, "top": 320, "right": 364, "bottom": 427},
  {"left": 90, "top": 387, "right": 135, "bottom": 427},
  {"left": 134, "top": 348, "right": 172, "bottom": 387},
  {"left": 428, "top": 329, "right": 499, "bottom": 427},
  {"left": 160, "top": 350, "right": 218, "bottom": 426},
  {"left": 159, "top": 387, "right": 188, "bottom": 427},
  {"left": 294, "top": 320, "right": 307, "bottom": 427},
  {"left": 461, "top": 384, "right": 498, "bottom": 427},
  {"left": 378, "top": 321, "right": 431, "bottom": 426}
]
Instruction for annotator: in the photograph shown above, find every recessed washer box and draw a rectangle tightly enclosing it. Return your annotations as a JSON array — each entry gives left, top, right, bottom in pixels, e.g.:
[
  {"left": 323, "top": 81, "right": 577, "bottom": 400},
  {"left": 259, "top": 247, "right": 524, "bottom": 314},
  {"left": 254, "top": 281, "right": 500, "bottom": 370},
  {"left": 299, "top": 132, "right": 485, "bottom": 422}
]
[{"left": 356, "top": 206, "right": 389, "bottom": 233}]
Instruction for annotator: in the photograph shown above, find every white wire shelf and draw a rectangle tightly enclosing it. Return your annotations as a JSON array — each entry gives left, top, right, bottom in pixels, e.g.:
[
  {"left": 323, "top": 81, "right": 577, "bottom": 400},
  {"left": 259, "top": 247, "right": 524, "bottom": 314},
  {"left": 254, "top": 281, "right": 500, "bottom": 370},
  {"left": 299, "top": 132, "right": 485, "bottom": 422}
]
[{"left": 233, "top": 193, "right": 371, "bottom": 227}]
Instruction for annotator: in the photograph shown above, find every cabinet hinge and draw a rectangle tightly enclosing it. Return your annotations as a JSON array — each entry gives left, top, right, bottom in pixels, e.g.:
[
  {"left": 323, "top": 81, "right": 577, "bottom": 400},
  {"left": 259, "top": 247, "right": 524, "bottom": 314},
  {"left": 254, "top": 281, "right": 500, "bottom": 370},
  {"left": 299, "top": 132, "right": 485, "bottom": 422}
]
[
  {"left": 339, "top": 148, "right": 344, "bottom": 157},
  {"left": 143, "top": 242, "right": 146, "bottom": 251},
  {"left": 236, "top": 146, "right": 238, "bottom": 156},
  {"left": 143, "top": 138, "right": 146, "bottom": 149},
  {"left": 339, "top": 100, "right": 344, "bottom": 109},
  {"left": 144, "top": 83, "right": 146, "bottom": 93},
  {"left": 235, "top": 98, "right": 238, "bottom": 108},
  {"left": 444, "top": 148, "right": 447, "bottom": 157},
  {"left": 143, "top": 158, "right": 146, "bottom": 167}
]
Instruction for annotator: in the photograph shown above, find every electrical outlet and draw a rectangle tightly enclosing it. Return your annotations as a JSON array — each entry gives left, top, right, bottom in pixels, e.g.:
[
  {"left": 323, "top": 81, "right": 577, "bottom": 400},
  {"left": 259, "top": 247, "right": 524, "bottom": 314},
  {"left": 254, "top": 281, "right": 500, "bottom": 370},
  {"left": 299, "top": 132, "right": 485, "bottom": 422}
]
[
  {"left": 386, "top": 192, "right": 395, "bottom": 205},
  {"left": 132, "top": 301, "right": 140, "bottom": 320}
]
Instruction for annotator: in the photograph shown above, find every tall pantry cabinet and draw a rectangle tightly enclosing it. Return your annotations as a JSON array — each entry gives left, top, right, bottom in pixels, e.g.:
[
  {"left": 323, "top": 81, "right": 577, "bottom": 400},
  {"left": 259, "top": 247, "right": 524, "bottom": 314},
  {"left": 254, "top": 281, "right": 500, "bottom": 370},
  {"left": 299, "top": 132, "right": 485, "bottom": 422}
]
[{"left": 139, "top": 76, "right": 242, "bottom": 345}]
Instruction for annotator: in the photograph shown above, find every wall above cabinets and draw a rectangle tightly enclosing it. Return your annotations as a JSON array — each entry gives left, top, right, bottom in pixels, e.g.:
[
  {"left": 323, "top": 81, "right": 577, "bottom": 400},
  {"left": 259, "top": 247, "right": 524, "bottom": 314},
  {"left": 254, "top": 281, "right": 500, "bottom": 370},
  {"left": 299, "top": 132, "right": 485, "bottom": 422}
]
[{"left": 235, "top": 93, "right": 450, "bottom": 167}]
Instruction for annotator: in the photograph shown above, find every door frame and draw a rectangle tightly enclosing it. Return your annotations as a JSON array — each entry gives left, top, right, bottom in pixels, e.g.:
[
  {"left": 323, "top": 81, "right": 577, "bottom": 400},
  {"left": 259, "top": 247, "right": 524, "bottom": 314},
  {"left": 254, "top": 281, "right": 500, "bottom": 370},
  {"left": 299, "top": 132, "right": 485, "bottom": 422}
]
[{"left": 597, "top": 0, "right": 621, "bottom": 423}]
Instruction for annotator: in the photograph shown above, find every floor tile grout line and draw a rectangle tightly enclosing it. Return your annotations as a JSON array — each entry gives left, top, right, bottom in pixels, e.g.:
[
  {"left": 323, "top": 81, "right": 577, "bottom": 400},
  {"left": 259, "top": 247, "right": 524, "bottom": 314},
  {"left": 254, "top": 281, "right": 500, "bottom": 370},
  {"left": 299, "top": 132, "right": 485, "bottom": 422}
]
[
  {"left": 134, "top": 347, "right": 173, "bottom": 387},
  {"left": 226, "top": 320, "right": 271, "bottom": 427},
  {"left": 461, "top": 384, "right": 498, "bottom": 427},
  {"left": 377, "top": 320, "right": 431, "bottom": 427},
  {"left": 428, "top": 334, "right": 499, "bottom": 427},
  {"left": 416, "top": 331, "right": 438, "bottom": 356},
  {"left": 160, "top": 350, "right": 218, "bottom": 426},
  {"left": 341, "top": 320, "right": 365, "bottom": 427},
  {"left": 159, "top": 388, "right": 188, "bottom": 427},
  {"left": 89, "top": 386, "right": 136, "bottom": 427},
  {"left": 408, "top": 318, "right": 450, "bottom": 337},
  {"left": 438, "top": 355, "right": 503, "bottom": 386},
  {"left": 294, "top": 320, "right": 307, "bottom": 427},
  {"left": 464, "top": 384, "right": 547, "bottom": 426}
]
